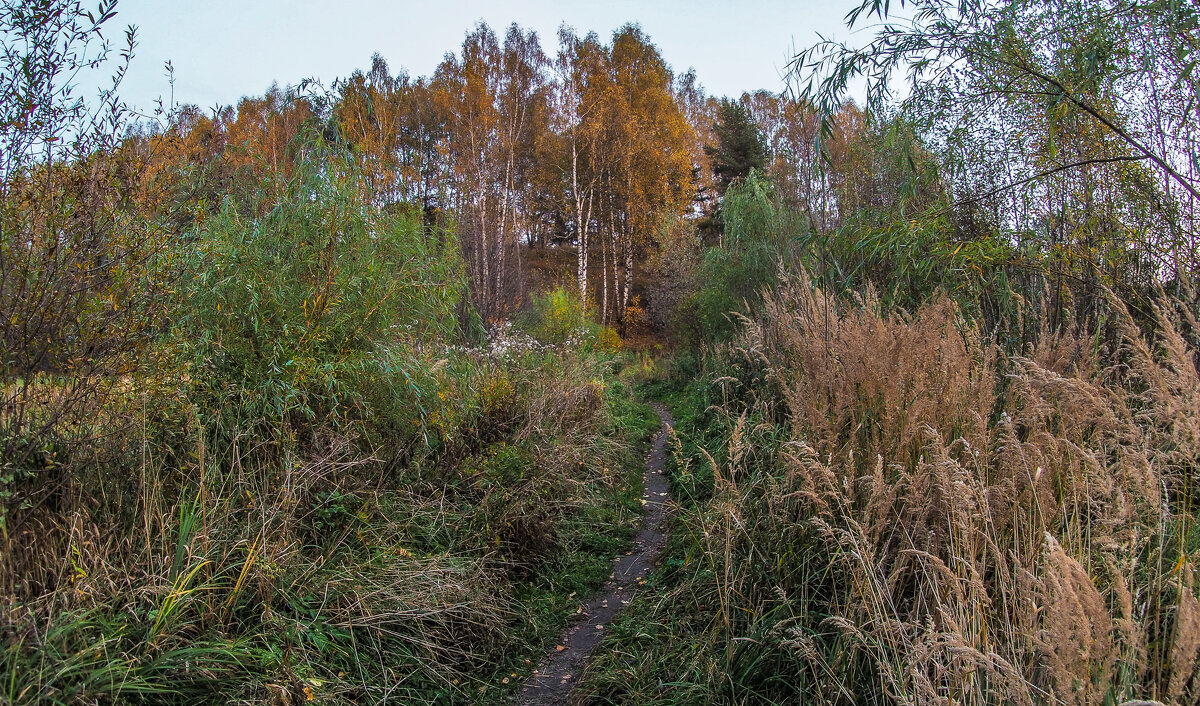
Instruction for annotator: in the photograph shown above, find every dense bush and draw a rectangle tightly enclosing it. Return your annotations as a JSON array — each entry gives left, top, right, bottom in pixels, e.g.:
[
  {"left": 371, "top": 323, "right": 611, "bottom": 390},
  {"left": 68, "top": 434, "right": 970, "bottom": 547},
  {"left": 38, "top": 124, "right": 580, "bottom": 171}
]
[
  {"left": 516, "top": 285, "right": 622, "bottom": 354},
  {"left": 169, "top": 141, "right": 463, "bottom": 446},
  {"left": 522, "top": 286, "right": 598, "bottom": 345},
  {"left": 676, "top": 172, "right": 788, "bottom": 343},
  {"left": 670, "top": 167, "right": 1028, "bottom": 346}
]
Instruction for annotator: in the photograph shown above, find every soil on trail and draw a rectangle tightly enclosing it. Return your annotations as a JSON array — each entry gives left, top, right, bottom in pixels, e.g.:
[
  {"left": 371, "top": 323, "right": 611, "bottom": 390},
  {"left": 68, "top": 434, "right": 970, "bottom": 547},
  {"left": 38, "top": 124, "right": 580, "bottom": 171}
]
[{"left": 517, "top": 403, "right": 674, "bottom": 705}]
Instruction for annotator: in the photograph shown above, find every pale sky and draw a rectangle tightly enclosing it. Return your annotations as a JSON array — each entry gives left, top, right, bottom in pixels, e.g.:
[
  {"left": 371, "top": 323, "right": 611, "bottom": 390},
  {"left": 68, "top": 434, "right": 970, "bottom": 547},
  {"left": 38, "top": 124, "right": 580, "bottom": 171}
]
[{"left": 99, "top": 0, "right": 866, "bottom": 115}]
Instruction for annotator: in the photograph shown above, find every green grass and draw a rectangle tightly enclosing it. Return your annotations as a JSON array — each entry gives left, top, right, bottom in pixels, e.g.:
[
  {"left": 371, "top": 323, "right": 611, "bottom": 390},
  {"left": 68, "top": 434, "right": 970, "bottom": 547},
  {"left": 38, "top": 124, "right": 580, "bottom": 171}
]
[
  {"left": 573, "top": 355, "right": 815, "bottom": 705},
  {"left": 2, "top": 345, "right": 665, "bottom": 705},
  {"left": 487, "top": 383, "right": 661, "bottom": 700}
]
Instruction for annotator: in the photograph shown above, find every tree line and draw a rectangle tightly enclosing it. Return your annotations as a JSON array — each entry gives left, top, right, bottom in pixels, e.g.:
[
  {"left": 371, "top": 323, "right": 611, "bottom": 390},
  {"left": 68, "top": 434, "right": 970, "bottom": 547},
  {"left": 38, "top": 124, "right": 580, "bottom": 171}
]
[{"left": 128, "top": 21, "right": 913, "bottom": 331}]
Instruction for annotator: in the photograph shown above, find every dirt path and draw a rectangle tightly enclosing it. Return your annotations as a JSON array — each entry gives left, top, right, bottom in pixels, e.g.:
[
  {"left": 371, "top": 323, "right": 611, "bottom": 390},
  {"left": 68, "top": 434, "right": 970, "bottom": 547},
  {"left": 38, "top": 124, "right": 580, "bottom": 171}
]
[{"left": 517, "top": 403, "right": 674, "bottom": 705}]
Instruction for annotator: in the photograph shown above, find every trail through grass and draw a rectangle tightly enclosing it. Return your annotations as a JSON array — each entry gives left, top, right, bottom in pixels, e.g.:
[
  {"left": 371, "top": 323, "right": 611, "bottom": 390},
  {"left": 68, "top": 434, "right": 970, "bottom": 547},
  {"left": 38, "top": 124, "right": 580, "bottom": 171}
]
[{"left": 518, "top": 403, "right": 675, "bottom": 705}]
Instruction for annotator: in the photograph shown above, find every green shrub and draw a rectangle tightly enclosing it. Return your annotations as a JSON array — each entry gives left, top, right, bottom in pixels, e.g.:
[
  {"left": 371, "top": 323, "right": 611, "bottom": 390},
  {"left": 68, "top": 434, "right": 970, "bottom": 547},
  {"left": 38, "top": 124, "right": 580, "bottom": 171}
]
[
  {"left": 167, "top": 139, "right": 464, "bottom": 446},
  {"left": 521, "top": 286, "right": 598, "bottom": 346},
  {"left": 678, "top": 172, "right": 787, "bottom": 343}
]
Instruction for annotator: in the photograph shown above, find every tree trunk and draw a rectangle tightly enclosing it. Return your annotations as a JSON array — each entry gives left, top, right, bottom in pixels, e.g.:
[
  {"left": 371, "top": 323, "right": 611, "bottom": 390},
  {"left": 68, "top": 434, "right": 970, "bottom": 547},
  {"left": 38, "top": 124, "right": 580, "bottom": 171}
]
[
  {"left": 621, "top": 228, "right": 634, "bottom": 331},
  {"left": 571, "top": 140, "right": 594, "bottom": 310},
  {"left": 601, "top": 216, "right": 610, "bottom": 324}
]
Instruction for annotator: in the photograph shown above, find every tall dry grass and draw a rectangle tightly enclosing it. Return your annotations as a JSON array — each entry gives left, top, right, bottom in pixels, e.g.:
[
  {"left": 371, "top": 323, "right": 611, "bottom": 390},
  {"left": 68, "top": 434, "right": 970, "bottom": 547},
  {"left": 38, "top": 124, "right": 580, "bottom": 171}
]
[{"left": 582, "top": 270, "right": 1200, "bottom": 705}]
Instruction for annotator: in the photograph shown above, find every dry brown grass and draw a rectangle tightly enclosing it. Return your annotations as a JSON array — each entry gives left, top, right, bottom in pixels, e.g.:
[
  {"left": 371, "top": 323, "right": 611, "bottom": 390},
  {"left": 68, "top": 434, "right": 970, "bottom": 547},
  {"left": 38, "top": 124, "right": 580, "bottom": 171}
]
[{"left": 648, "top": 269, "right": 1200, "bottom": 705}]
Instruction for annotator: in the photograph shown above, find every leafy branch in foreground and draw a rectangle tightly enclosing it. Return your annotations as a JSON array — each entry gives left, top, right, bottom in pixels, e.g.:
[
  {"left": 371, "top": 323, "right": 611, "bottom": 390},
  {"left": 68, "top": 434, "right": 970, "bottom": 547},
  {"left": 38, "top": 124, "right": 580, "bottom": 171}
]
[
  {"left": 792, "top": 0, "right": 1200, "bottom": 272},
  {"left": 0, "top": 1, "right": 165, "bottom": 545}
]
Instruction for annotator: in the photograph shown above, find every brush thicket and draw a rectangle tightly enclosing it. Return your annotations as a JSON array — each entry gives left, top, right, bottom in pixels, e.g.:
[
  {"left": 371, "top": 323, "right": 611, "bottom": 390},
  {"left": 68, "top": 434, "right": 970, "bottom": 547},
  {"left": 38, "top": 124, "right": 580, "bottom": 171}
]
[
  {"left": 1, "top": 342, "right": 646, "bottom": 704},
  {"left": 578, "top": 270, "right": 1200, "bottom": 705}
]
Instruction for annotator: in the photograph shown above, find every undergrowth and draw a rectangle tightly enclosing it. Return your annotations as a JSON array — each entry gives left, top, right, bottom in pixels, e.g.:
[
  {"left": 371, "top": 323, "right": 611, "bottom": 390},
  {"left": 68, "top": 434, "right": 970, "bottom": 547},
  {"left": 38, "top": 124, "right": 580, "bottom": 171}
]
[
  {"left": 0, "top": 147, "right": 660, "bottom": 705},
  {"left": 577, "top": 270, "right": 1200, "bottom": 706},
  {"left": 2, "top": 341, "right": 658, "bottom": 706}
]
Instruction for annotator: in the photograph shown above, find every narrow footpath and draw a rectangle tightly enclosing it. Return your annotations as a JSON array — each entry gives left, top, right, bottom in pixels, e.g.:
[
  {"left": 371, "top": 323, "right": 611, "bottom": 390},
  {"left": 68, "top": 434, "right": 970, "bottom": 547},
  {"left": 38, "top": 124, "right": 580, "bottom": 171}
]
[{"left": 517, "top": 403, "right": 675, "bottom": 705}]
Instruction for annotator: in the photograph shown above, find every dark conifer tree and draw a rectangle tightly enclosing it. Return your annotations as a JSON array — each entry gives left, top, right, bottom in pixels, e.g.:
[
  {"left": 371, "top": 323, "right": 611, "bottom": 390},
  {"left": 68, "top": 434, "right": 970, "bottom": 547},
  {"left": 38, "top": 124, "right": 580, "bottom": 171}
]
[{"left": 705, "top": 98, "right": 770, "bottom": 194}]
